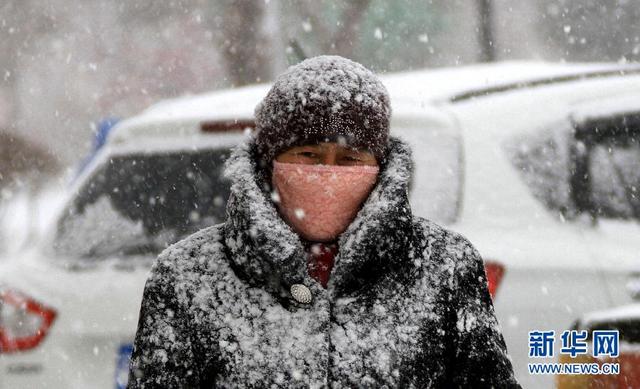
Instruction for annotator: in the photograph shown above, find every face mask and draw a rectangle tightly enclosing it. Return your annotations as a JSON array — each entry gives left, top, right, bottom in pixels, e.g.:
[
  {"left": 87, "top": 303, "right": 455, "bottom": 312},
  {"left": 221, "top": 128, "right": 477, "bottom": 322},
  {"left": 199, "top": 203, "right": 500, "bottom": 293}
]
[{"left": 271, "top": 161, "right": 379, "bottom": 242}]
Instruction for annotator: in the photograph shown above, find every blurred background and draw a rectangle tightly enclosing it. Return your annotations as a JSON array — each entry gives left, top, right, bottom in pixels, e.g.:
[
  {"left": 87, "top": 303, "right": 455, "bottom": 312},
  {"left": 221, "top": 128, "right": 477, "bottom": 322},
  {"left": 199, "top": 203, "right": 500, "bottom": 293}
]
[{"left": 3, "top": 0, "right": 640, "bottom": 170}]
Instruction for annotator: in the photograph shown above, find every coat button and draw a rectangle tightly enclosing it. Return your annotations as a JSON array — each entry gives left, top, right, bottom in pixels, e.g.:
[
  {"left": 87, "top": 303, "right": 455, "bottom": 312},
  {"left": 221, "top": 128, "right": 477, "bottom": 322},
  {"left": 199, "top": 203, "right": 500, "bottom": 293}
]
[{"left": 290, "top": 284, "right": 312, "bottom": 304}]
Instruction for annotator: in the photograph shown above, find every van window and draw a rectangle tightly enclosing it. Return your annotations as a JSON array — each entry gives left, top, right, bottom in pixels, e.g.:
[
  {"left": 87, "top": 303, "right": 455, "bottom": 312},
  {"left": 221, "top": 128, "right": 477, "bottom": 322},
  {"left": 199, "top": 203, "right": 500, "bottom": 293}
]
[
  {"left": 505, "top": 113, "right": 640, "bottom": 221},
  {"left": 505, "top": 121, "right": 576, "bottom": 218},
  {"left": 574, "top": 115, "right": 640, "bottom": 220}
]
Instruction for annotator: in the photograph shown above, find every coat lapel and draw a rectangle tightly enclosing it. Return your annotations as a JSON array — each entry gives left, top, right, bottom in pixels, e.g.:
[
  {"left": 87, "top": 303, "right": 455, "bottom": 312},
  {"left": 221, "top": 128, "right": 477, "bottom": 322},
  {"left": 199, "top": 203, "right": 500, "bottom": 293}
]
[
  {"left": 222, "top": 136, "right": 416, "bottom": 303},
  {"left": 328, "top": 138, "right": 416, "bottom": 297}
]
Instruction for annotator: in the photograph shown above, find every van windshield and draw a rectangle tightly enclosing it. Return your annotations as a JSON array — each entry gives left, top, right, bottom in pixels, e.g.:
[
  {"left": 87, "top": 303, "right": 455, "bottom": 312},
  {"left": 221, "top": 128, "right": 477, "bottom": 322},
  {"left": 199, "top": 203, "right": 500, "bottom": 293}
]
[{"left": 52, "top": 149, "right": 231, "bottom": 259}]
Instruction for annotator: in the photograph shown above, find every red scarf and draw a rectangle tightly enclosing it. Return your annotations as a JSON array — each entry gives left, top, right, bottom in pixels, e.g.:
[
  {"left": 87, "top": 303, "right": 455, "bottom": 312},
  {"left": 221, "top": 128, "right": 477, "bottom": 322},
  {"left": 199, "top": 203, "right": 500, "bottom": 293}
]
[{"left": 306, "top": 243, "right": 338, "bottom": 288}]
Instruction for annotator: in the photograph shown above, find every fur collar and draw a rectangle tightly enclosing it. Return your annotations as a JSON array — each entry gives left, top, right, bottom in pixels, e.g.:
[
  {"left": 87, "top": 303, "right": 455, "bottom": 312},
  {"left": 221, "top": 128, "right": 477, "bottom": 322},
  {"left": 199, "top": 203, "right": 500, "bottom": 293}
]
[{"left": 222, "top": 136, "right": 416, "bottom": 303}]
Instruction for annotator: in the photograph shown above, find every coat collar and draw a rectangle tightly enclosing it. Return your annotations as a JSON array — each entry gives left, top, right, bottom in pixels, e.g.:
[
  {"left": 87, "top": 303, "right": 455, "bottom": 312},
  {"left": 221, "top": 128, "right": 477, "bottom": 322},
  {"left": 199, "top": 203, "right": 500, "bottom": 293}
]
[{"left": 222, "top": 136, "right": 416, "bottom": 303}]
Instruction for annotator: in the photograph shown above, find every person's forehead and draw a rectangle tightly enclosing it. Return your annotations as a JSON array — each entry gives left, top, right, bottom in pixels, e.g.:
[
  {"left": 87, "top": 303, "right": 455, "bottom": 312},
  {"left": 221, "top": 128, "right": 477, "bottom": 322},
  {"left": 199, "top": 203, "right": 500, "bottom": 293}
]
[{"left": 293, "top": 142, "right": 368, "bottom": 152}]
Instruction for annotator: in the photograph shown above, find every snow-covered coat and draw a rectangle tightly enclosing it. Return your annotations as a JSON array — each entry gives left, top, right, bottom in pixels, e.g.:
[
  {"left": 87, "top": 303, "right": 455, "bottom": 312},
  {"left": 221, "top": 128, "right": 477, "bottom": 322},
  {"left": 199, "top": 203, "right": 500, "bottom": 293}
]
[{"left": 127, "top": 137, "right": 520, "bottom": 388}]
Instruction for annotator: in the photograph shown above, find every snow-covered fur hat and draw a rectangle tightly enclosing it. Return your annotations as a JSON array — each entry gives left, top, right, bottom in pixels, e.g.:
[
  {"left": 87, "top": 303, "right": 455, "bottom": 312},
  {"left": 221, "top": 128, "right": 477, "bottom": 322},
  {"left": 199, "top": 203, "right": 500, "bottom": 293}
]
[{"left": 254, "top": 55, "right": 391, "bottom": 167}]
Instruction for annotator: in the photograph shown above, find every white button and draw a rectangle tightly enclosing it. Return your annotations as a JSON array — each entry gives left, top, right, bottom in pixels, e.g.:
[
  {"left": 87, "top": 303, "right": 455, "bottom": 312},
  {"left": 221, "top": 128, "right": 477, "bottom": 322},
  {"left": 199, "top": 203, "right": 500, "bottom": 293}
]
[{"left": 290, "top": 284, "right": 312, "bottom": 304}]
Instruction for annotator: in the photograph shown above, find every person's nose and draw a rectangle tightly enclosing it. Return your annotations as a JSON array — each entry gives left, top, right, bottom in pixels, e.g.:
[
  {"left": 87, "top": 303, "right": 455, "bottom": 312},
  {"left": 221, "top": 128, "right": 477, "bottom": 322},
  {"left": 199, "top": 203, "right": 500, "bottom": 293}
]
[{"left": 320, "top": 147, "right": 338, "bottom": 165}]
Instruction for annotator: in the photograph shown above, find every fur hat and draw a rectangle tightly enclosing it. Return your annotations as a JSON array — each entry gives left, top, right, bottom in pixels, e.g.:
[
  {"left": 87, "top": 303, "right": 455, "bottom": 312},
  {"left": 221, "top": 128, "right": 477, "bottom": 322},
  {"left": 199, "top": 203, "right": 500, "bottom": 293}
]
[{"left": 254, "top": 55, "right": 391, "bottom": 167}]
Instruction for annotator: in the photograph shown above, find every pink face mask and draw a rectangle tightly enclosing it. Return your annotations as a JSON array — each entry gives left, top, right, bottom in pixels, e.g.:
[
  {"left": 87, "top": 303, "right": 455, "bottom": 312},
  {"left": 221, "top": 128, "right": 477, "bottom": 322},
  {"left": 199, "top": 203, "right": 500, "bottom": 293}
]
[{"left": 271, "top": 161, "right": 379, "bottom": 242}]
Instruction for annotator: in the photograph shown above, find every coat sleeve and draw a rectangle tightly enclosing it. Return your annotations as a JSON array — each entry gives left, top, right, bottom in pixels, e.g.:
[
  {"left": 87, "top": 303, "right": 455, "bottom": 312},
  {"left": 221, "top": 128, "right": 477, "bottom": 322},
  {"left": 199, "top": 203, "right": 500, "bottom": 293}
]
[
  {"left": 127, "top": 253, "right": 203, "bottom": 388},
  {"left": 447, "top": 233, "right": 521, "bottom": 388}
]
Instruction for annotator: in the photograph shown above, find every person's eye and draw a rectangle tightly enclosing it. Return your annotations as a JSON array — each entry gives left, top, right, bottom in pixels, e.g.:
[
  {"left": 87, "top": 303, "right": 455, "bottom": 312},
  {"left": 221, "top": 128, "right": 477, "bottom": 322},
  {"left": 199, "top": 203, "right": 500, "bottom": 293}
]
[
  {"left": 297, "top": 151, "right": 317, "bottom": 158},
  {"left": 343, "top": 155, "right": 362, "bottom": 162}
]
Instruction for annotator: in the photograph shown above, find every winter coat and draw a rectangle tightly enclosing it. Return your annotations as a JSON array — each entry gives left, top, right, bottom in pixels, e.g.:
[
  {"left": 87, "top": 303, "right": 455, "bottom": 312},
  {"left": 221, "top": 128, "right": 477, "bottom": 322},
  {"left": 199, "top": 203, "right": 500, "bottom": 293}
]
[{"left": 127, "top": 137, "right": 521, "bottom": 388}]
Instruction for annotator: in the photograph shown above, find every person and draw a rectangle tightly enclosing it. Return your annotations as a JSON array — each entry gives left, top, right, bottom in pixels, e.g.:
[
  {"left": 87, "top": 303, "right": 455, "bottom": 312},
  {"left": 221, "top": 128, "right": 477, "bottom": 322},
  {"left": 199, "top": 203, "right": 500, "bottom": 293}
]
[{"left": 127, "top": 55, "right": 521, "bottom": 388}]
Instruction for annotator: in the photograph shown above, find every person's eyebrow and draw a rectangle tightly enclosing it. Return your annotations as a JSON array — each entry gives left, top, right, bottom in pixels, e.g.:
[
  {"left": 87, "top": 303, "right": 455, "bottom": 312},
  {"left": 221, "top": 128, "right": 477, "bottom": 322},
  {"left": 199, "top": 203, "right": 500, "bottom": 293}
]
[
  {"left": 346, "top": 146, "right": 371, "bottom": 153},
  {"left": 295, "top": 144, "right": 320, "bottom": 151}
]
